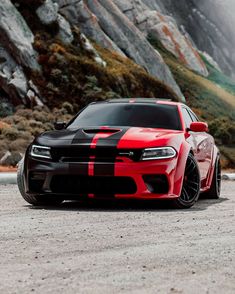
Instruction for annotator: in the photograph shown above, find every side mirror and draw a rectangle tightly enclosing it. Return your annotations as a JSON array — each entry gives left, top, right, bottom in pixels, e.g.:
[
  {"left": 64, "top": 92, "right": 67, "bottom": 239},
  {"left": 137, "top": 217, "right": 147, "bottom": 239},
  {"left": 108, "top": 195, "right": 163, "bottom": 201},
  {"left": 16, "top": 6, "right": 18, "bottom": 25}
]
[
  {"left": 54, "top": 121, "right": 66, "bottom": 130},
  {"left": 189, "top": 122, "right": 208, "bottom": 133}
]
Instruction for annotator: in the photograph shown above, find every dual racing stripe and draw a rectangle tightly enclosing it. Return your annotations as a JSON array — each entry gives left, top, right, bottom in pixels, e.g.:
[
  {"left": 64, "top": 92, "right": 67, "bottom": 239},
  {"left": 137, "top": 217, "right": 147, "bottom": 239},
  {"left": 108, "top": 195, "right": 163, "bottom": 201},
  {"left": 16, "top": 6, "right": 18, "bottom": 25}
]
[
  {"left": 94, "top": 127, "right": 130, "bottom": 176},
  {"left": 69, "top": 127, "right": 129, "bottom": 198},
  {"left": 69, "top": 128, "right": 129, "bottom": 198},
  {"left": 70, "top": 129, "right": 96, "bottom": 176}
]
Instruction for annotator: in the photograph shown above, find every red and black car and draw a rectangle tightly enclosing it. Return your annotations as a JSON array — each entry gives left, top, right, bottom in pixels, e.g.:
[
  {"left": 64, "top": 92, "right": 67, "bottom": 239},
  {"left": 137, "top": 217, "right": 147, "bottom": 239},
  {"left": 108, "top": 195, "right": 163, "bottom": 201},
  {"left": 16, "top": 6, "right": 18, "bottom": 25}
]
[{"left": 18, "top": 99, "right": 221, "bottom": 208}]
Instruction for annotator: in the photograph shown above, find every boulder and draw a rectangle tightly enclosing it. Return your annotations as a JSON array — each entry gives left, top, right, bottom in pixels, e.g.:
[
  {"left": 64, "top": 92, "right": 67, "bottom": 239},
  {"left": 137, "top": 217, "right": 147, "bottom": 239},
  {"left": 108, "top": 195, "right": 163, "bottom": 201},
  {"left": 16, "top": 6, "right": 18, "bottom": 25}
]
[
  {"left": 57, "top": 14, "right": 74, "bottom": 44},
  {"left": 0, "top": 0, "right": 40, "bottom": 71},
  {"left": 36, "top": 0, "right": 59, "bottom": 25},
  {"left": 0, "top": 45, "right": 28, "bottom": 104},
  {"left": 0, "top": 45, "right": 44, "bottom": 106},
  {"left": 79, "top": 33, "right": 107, "bottom": 67},
  {"left": 36, "top": 0, "right": 74, "bottom": 44}
]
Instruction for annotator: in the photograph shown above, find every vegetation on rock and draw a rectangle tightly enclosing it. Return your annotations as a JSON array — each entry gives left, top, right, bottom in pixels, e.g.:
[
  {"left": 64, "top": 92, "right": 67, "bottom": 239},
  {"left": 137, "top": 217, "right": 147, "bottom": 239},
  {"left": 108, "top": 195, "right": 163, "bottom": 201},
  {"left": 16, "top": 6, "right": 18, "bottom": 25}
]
[
  {"left": 149, "top": 37, "right": 235, "bottom": 168},
  {"left": 0, "top": 103, "right": 74, "bottom": 166}
]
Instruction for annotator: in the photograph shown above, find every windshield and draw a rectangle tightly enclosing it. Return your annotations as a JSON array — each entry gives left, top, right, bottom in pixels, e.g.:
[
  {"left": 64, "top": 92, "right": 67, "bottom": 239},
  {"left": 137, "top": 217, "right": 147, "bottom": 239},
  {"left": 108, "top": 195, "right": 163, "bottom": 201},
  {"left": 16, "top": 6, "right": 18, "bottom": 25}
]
[{"left": 68, "top": 103, "right": 182, "bottom": 130}]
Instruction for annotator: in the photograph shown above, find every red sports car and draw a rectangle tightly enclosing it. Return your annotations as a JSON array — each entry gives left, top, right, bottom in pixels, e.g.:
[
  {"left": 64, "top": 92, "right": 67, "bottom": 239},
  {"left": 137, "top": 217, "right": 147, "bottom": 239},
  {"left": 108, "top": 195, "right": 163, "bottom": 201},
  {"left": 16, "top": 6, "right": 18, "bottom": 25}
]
[{"left": 18, "top": 99, "right": 221, "bottom": 208}]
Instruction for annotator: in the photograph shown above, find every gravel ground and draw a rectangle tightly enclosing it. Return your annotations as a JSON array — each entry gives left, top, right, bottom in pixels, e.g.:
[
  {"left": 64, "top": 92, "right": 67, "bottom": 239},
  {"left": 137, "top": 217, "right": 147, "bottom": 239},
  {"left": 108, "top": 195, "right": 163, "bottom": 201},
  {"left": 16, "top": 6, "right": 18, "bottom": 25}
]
[{"left": 0, "top": 182, "right": 234, "bottom": 294}]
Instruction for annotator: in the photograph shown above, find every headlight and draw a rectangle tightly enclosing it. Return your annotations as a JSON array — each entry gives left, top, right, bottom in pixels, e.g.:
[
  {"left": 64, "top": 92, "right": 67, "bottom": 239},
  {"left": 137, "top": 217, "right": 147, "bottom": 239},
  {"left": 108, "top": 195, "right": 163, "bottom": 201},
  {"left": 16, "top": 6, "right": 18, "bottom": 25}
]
[
  {"left": 30, "top": 145, "right": 51, "bottom": 159},
  {"left": 141, "top": 147, "right": 176, "bottom": 161}
]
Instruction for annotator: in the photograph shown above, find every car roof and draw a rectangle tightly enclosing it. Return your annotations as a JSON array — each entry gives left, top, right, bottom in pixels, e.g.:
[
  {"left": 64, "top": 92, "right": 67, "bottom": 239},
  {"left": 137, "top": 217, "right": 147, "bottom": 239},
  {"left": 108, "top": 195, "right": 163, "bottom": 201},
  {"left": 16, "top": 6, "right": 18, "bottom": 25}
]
[{"left": 90, "top": 98, "right": 184, "bottom": 107}]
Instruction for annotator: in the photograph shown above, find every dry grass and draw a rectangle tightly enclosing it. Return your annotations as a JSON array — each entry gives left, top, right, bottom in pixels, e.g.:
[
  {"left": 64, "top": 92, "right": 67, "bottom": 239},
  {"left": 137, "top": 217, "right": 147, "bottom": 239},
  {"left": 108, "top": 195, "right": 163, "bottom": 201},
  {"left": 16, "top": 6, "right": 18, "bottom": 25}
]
[
  {"left": 166, "top": 58, "right": 235, "bottom": 108},
  {"left": 31, "top": 32, "right": 180, "bottom": 109}
]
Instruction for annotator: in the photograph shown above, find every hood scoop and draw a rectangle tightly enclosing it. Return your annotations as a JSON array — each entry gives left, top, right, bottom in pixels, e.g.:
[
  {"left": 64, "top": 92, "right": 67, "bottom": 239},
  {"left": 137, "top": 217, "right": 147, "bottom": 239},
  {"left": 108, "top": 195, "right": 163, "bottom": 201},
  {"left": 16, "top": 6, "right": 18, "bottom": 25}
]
[{"left": 83, "top": 128, "right": 121, "bottom": 135}]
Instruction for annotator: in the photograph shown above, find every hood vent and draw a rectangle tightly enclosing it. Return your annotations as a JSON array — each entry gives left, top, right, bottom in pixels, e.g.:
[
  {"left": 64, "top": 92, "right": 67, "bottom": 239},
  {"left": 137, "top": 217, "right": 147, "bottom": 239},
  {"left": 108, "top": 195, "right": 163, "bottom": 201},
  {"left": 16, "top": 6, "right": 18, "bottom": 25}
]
[{"left": 83, "top": 128, "right": 120, "bottom": 134}]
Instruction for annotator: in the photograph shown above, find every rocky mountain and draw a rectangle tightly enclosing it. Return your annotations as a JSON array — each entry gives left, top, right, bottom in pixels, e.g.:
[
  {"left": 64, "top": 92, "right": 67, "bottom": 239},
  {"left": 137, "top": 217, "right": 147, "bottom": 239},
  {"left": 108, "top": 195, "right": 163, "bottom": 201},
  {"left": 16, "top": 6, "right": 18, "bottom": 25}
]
[
  {"left": 0, "top": 0, "right": 234, "bottom": 167},
  {"left": 148, "top": 0, "right": 235, "bottom": 79},
  {"left": 1, "top": 0, "right": 235, "bottom": 107}
]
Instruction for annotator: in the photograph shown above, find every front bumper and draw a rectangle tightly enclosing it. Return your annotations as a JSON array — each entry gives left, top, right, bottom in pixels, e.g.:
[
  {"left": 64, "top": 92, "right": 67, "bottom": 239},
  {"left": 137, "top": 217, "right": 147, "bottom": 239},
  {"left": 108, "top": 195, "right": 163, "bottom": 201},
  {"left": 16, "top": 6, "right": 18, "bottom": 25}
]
[{"left": 24, "top": 156, "right": 181, "bottom": 200}]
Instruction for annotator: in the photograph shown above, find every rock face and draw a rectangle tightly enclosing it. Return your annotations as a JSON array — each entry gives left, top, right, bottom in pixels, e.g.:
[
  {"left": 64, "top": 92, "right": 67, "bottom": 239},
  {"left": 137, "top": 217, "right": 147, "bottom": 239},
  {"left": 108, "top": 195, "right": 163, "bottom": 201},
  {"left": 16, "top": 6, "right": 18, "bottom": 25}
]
[
  {"left": 57, "top": 0, "right": 125, "bottom": 56},
  {"left": 145, "top": 0, "right": 235, "bottom": 78},
  {"left": 0, "top": 0, "right": 40, "bottom": 71},
  {"left": 114, "top": 0, "right": 208, "bottom": 76},
  {"left": 1, "top": 0, "right": 235, "bottom": 108},
  {"left": 57, "top": 0, "right": 184, "bottom": 101},
  {"left": 0, "top": 46, "right": 28, "bottom": 104},
  {"left": 86, "top": 0, "right": 184, "bottom": 99}
]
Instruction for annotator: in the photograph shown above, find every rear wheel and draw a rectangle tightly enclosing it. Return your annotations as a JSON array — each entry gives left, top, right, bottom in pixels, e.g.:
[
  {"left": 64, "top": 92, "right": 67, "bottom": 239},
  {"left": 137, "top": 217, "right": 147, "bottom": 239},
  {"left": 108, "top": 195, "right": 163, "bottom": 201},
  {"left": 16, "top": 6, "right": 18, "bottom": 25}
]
[
  {"left": 202, "top": 156, "right": 221, "bottom": 199},
  {"left": 17, "top": 159, "right": 63, "bottom": 206},
  {"left": 173, "top": 153, "right": 200, "bottom": 209}
]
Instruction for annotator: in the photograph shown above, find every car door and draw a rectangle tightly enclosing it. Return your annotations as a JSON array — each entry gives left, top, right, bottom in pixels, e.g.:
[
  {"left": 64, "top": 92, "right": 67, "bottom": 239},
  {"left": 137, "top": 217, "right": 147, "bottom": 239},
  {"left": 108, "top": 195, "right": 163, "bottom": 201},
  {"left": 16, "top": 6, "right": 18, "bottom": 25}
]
[{"left": 182, "top": 107, "right": 213, "bottom": 180}]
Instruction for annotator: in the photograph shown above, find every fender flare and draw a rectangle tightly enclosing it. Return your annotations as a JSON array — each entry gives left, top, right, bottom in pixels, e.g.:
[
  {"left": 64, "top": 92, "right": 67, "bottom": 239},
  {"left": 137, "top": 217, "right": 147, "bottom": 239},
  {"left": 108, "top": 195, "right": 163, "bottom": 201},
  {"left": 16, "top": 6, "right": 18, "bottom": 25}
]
[
  {"left": 205, "top": 145, "right": 220, "bottom": 189},
  {"left": 173, "top": 141, "right": 192, "bottom": 196}
]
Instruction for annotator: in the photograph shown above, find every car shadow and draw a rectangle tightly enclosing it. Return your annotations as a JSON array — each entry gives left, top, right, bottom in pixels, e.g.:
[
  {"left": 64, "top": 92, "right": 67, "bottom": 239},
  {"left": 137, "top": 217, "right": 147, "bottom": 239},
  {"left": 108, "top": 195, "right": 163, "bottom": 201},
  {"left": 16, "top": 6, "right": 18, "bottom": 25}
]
[{"left": 28, "top": 197, "right": 228, "bottom": 212}]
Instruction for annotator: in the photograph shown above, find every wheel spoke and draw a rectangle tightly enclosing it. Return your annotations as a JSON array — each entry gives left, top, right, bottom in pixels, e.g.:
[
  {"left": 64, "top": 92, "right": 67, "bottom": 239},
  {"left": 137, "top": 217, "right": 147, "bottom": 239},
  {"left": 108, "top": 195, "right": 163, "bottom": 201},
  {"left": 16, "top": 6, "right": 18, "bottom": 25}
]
[
  {"left": 185, "top": 183, "right": 198, "bottom": 193},
  {"left": 187, "top": 163, "right": 196, "bottom": 175},
  {"left": 182, "top": 187, "right": 190, "bottom": 201},
  {"left": 180, "top": 156, "right": 200, "bottom": 203},
  {"left": 186, "top": 160, "right": 194, "bottom": 173},
  {"left": 187, "top": 180, "right": 199, "bottom": 187}
]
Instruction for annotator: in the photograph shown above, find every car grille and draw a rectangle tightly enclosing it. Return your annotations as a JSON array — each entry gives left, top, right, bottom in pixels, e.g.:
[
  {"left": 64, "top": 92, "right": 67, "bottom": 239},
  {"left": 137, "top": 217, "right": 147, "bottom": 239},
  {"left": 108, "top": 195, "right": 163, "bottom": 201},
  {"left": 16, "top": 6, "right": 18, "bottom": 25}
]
[
  {"left": 51, "top": 147, "right": 142, "bottom": 162},
  {"left": 50, "top": 175, "right": 137, "bottom": 195}
]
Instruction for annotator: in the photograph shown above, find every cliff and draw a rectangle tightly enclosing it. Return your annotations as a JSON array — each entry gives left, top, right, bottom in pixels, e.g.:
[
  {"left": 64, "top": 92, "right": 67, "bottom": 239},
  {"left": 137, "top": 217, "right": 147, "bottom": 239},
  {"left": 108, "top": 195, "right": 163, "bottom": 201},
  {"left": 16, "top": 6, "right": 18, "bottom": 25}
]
[{"left": 0, "top": 0, "right": 234, "bottom": 167}]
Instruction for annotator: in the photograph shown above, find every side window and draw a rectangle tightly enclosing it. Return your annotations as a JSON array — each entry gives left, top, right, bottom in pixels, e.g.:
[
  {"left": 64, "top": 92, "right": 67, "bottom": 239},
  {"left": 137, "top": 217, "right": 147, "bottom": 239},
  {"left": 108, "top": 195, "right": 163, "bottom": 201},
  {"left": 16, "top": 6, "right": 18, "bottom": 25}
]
[
  {"left": 182, "top": 108, "right": 193, "bottom": 129},
  {"left": 188, "top": 110, "right": 199, "bottom": 122}
]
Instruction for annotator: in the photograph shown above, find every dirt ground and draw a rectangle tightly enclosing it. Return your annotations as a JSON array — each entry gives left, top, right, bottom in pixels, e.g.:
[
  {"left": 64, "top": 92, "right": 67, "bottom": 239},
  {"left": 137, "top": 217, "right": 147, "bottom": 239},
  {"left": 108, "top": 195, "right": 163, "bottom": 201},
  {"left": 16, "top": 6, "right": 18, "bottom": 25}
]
[{"left": 0, "top": 182, "right": 234, "bottom": 294}]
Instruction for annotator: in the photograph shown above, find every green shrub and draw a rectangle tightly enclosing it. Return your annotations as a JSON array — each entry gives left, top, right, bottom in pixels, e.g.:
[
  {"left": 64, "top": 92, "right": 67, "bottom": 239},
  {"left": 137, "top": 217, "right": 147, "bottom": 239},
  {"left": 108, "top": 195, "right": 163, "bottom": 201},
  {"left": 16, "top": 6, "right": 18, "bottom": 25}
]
[
  {"left": 16, "top": 120, "right": 29, "bottom": 131},
  {"left": 2, "top": 152, "right": 22, "bottom": 167},
  {"left": 31, "top": 127, "right": 45, "bottom": 137},
  {"left": 2, "top": 116, "right": 14, "bottom": 125},
  {"left": 209, "top": 117, "right": 235, "bottom": 145},
  {"left": 28, "top": 120, "right": 44, "bottom": 129},
  {"left": 15, "top": 109, "right": 33, "bottom": 119},
  {"left": 0, "top": 141, "right": 8, "bottom": 158},
  {"left": 9, "top": 139, "right": 29, "bottom": 153},
  {"left": 62, "top": 102, "right": 74, "bottom": 114},
  {"left": 0, "top": 100, "right": 13, "bottom": 118},
  {"left": 1, "top": 127, "right": 19, "bottom": 141},
  {"left": 19, "top": 131, "right": 33, "bottom": 141},
  {"left": 32, "top": 110, "right": 49, "bottom": 123},
  {"left": 44, "top": 122, "right": 54, "bottom": 131}
]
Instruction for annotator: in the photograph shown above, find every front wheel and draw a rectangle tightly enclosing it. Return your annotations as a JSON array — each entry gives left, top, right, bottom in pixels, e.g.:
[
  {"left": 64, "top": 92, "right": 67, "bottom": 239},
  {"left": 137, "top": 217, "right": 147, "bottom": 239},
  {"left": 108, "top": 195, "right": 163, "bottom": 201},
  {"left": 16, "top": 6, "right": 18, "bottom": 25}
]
[
  {"left": 173, "top": 153, "right": 201, "bottom": 209},
  {"left": 17, "top": 159, "right": 63, "bottom": 206}
]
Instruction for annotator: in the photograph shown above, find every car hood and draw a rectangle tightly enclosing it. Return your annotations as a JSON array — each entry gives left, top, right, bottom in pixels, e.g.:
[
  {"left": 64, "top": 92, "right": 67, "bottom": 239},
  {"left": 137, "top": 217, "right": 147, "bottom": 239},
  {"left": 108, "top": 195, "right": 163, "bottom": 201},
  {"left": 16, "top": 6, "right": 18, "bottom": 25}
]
[{"left": 35, "top": 127, "right": 184, "bottom": 150}]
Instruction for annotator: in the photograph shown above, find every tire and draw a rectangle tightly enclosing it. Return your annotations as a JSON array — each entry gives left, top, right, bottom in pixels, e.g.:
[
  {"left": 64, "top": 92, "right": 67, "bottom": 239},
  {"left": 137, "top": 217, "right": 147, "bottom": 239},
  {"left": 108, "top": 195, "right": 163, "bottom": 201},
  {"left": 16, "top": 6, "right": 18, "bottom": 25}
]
[
  {"left": 202, "top": 156, "right": 221, "bottom": 199},
  {"left": 173, "top": 153, "right": 201, "bottom": 209},
  {"left": 17, "top": 159, "right": 63, "bottom": 206}
]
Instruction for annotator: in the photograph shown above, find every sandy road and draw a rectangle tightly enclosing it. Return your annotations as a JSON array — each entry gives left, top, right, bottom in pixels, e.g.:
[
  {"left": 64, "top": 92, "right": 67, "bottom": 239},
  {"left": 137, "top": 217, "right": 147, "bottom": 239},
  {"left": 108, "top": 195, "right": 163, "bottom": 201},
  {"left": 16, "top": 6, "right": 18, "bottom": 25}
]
[{"left": 0, "top": 182, "right": 234, "bottom": 294}]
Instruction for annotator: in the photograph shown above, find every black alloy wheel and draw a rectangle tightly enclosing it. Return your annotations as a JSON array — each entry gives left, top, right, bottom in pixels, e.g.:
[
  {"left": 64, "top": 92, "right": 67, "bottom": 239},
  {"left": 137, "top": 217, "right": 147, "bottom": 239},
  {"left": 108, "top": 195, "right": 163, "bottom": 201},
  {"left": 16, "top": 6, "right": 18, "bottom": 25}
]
[{"left": 173, "top": 153, "right": 200, "bottom": 209}]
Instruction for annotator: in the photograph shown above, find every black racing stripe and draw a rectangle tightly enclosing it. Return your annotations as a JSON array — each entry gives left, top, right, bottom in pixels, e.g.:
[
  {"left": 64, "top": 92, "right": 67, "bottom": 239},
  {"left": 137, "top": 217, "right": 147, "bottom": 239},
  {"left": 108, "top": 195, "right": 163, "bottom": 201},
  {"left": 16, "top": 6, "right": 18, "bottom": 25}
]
[
  {"left": 72, "top": 129, "right": 94, "bottom": 145},
  {"left": 70, "top": 129, "right": 96, "bottom": 176},
  {"left": 94, "top": 127, "right": 129, "bottom": 177},
  {"left": 68, "top": 162, "right": 89, "bottom": 176},
  {"left": 93, "top": 163, "right": 114, "bottom": 176}
]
